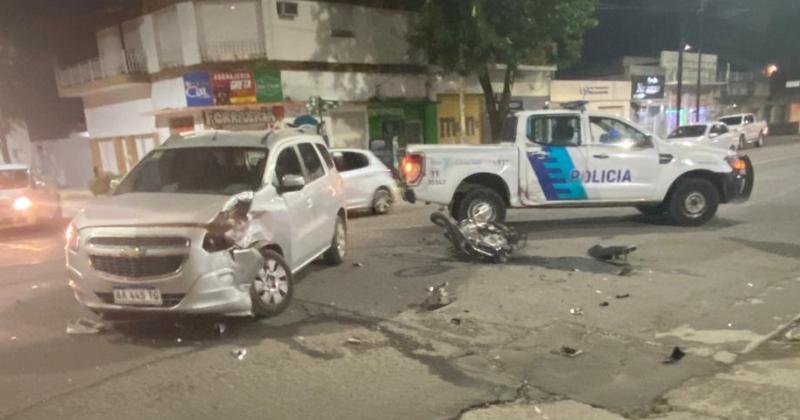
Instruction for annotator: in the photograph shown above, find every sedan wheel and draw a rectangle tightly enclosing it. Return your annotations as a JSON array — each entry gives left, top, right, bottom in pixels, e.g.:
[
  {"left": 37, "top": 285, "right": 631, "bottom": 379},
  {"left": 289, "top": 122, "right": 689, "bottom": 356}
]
[{"left": 372, "top": 188, "right": 393, "bottom": 215}]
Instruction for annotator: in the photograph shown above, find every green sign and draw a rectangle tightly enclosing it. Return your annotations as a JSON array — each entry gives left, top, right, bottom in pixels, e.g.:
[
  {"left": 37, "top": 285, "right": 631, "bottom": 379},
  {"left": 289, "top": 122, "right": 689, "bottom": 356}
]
[{"left": 255, "top": 68, "right": 284, "bottom": 103}]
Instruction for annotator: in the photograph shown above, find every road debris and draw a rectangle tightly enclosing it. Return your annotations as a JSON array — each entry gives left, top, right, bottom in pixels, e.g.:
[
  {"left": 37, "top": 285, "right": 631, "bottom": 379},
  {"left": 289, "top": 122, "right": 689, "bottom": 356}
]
[
  {"left": 615, "top": 293, "right": 631, "bottom": 299},
  {"left": 430, "top": 212, "right": 524, "bottom": 263},
  {"left": 552, "top": 346, "right": 584, "bottom": 358},
  {"left": 353, "top": 262, "right": 364, "bottom": 268},
  {"left": 231, "top": 348, "right": 248, "bottom": 360},
  {"left": 176, "top": 338, "right": 182, "bottom": 343},
  {"left": 66, "top": 318, "right": 106, "bottom": 335},
  {"left": 31, "top": 284, "right": 39, "bottom": 289},
  {"left": 345, "top": 337, "right": 363, "bottom": 345},
  {"left": 421, "top": 282, "right": 454, "bottom": 310},
  {"left": 588, "top": 244, "right": 637, "bottom": 262},
  {"left": 785, "top": 327, "right": 800, "bottom": 342},
  {"left": 450, "top": 318, "right": 462, "bottom": 326},
  {"left": 662, "top": 346, "right": 686, "bottom": 364},
  {"left": 599, "top": 301, "right": 610, "bottom": 307},
  {"left": 746, "top": 282, "right": 754, "bottom": 287},
  {"left": 569, "top": 307, "right": 584, "bottom": 316},
  {"left": 618, "top": 266, "right": 635, "bottom": 276},
  {"left": 10, "top": 336, "right": 17, "bottom": 341}
]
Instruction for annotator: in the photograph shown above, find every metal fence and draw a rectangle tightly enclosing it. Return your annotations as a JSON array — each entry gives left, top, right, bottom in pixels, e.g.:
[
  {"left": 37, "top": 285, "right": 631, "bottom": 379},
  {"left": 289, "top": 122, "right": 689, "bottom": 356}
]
[{"left": 55, "top": 49, "right": 147, "bottom": 89}]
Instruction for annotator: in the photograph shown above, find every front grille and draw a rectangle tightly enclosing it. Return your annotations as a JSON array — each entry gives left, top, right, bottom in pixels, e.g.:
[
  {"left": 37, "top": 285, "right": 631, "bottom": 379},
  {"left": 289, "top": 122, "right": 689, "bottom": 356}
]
[
  {"left": 90, "top": 255, "right": 184, "bottom": 278},
  {"left": 89, "top": 237, "right": 190, "bottom": 247},
  {"left": 95, "top": 292, "right": 185, "bottom": 308}
]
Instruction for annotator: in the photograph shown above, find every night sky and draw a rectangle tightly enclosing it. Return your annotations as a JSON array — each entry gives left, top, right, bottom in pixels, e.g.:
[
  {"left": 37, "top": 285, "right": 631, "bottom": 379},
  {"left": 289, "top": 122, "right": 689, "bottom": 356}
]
[{"left": 1, "top": 0, "right": 797, "bottom": 139}]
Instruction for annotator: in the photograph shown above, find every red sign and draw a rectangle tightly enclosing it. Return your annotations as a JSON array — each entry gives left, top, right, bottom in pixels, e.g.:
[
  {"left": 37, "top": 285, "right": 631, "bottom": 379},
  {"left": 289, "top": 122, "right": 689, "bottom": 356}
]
[{"left": 212, "top": 71, "right": 257, "bottom": 105}]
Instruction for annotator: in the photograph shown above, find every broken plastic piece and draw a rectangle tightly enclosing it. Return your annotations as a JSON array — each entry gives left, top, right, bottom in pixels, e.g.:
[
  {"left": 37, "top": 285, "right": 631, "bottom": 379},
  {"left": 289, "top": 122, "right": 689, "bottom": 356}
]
[
  {"left": 553, "top": 346, "right": 583, "bottom": 358},
  {"left": 569, "top": 307, "right": 584, "bottom": 316},
  {"left": 345, "top": 337, "right": 363, "bottom": 345},
  {"left": 615, "top": 293, "right": 631, "bottom": 299},
  {"left": 599, "top": 301, "right": 610, "bottom": 307},
  {"left": 353, "top": 262, "right": 364, "bottom": 268},
  {"left": 662, "top": 346, "right": 686, "bottom": 364},
  {"left": 450, "top": 318, "right": 462, "bottom": 326},
  {"left": 618, "top": 266, "right": 634, "bottom": 276},
  {"left": 430, "top": 212, "right": 525, "bottom": 263},
  {"left": 588, "top": 244, "right": 637, "bottom": 262},
  {"left": 66, "top": 318, "right": 106, "bottom": 335},
  {"left": 421, "top": 282, "right": 454, "bottom": 310},
  {"left": 231, "top": 348, "right": 247, "bottom": 360}
]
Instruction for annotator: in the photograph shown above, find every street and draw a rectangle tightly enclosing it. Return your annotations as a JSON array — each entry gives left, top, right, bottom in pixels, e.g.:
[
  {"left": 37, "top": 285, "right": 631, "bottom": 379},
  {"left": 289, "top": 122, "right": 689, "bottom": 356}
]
[{"left": 1, "top": 137, "right": 799, "bottom": 420}]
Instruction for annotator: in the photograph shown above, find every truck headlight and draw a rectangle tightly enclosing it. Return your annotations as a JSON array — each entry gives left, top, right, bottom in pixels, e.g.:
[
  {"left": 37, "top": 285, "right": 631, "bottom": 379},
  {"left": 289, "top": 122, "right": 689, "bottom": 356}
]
[{"left": 13, "top": 196, "right": 32, "bottom": 211}]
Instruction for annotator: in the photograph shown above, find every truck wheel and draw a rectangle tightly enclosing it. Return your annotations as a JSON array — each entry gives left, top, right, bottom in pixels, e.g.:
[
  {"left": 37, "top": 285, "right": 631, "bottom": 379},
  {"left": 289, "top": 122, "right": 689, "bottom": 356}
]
[
  {"left": 455, "top": 187, "right": 506, "bottom": 223},
  {"left": 667, "top": 178, "right": 719, "bottom": 227},
  {"left": 738, "top": 135, "right": 746, "bottom": 150},
  {"left": 250, "top": 250, "right": 294, "bottom": 318},
  {"left": 323, "top": 214, "right": 347, "bottom": 265},
  {"left": 756, "top": 134, "right": 765, "bottom": 148},
  {"left": 636, "top": 204, "right": 665, "bottom": 216}
]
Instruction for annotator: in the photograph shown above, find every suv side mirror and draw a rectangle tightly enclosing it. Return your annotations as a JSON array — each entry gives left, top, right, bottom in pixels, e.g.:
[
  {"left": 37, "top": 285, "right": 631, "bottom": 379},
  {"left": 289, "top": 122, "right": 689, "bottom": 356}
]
[{"left": 279, "top": 174, "right": 306, "bottom": 193}]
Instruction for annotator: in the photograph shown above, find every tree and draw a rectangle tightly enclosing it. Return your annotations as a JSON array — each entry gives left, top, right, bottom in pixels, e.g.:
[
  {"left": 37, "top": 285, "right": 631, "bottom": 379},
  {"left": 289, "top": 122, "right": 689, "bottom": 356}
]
[
  {"left": 408, "top": 0, "right": 598, "bottom": 139},
  {"left": 0, "top": 35, "right": 29, "bottom": 163}
]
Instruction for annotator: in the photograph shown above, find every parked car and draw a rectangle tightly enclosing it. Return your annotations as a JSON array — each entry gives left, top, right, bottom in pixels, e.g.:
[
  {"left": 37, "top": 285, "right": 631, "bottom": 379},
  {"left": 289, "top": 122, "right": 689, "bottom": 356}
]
[
  {"left": 667, "top": 123, "right": 737, "bottom": 150},
  {"left": 718, "top": 113, "right": 768, "bottom": 149},
  {"left": 0, "top": 163, "right": 61, "bottom": 229},
  {"left": 331, "top": 149, "right": 397, "bottom": 214},
  {"left": 402, "top": 105, "right": 754, "bottom": 227},
  {"left": 66, "top": 130, "right": 347, "bottom": 318}
]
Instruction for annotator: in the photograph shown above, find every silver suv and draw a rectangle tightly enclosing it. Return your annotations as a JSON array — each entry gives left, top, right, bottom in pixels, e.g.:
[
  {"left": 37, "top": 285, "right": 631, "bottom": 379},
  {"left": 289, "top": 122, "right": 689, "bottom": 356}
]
[{"left": 66, "top": 130, "right": 347, "bottom": 317}]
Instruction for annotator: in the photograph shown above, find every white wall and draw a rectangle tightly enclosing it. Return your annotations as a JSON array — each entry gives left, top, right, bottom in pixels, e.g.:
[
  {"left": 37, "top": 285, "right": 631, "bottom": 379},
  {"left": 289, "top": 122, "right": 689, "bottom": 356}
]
[
  {"left": 97, "top": 26, "right": 124, "bottom": 74},
  {"left": 153, "top": 6, "right": 183, "bottom": 68},
  {"left": 263, "top": 0, "right": 411, "bottom": 64},
  {"left": 176, "top": 2, "right": 201, "bottom": 65},
  {"left": 197, "top": 0, "right": 263, "bottom": 61},
  {"left": 282, "top": 70, "right": 427, "bottom": 102},
  {"left": 152, "top": 77, "right": 188, "bottom": 109},
  {"left": 83, "top": 85, "right": 156, "bottom": 138},
  {"left": 1, "top": 122, "right": 32, "bottom": 165},
  {"left": 436, "top": 67, "right": 555, "bottom": 98}
]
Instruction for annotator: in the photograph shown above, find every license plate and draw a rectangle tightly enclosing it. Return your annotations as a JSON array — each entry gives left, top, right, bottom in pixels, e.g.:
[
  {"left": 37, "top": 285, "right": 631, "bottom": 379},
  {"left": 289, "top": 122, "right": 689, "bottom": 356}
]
[{"left": 113, "top": 288, "right": 163, "bottom": 306}]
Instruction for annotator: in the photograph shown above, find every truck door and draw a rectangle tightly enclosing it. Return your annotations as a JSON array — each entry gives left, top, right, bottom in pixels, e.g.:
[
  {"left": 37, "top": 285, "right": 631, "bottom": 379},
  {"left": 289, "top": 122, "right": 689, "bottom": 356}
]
[
  {"left": 584, "top": 116, "right": 659, "bottom": 201},
  {"left": 521, "top": 114, "right": 589, "bottom": 204}
]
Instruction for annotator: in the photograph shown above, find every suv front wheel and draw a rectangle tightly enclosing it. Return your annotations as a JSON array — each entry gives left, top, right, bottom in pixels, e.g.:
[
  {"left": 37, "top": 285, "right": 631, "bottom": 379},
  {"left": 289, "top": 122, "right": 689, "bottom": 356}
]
[
  {"left": 667, "top": 178, "right": 720, "bottom": 227},
  {"left": 251, "top": 250, "right": 294, "bottom": 318}
]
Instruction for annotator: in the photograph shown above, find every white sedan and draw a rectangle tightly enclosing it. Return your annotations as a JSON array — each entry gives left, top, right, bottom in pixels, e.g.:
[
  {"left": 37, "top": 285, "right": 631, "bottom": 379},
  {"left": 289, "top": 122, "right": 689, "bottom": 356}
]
[
  {"left": 667, "top": 122, "right": 738, "bottom": 150},
  {"left": 331, "top": 149, "right": 397, "bottom": 214}
]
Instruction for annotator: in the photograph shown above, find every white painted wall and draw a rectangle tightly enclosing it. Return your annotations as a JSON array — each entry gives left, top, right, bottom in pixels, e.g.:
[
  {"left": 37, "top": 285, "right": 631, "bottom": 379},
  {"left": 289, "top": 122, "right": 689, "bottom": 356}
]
[
  {"left": 153, "top": 6, "right": 183, "bottom": 68},
  {"left": 152, "top": 77, "right": 188, "bottom": 110},
  {"left": 436, "top": 67, "right": 555, "bottom": 98},
  {"left": 138, "top": 15, "right": 161, "bottom": 73},
  {"left": 197, "top": 0, "right": 263, "bottom": 61},
  {"left": 176, "top": 2, "right": 201, "bottom": 66},
  {"left": 83, "top": 85, "right": 156, "bottom": 138},
  {"left": 281, "top": 70, "right": 427, "bottom": 102},
  {"left": 97, "top": 26, "right": 124, "bottom": 75},
  {"left": 263, "top": 0, "right": 411, "bottom": 64},
  {"left": 0, "top": 122, "right": 32, "bottom": 165}
]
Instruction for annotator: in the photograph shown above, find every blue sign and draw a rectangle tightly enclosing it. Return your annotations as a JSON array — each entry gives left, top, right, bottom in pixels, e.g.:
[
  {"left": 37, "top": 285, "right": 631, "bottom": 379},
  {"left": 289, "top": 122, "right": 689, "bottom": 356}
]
[{"left": 184, "top": 72, "right": 213, "bottom": 107}]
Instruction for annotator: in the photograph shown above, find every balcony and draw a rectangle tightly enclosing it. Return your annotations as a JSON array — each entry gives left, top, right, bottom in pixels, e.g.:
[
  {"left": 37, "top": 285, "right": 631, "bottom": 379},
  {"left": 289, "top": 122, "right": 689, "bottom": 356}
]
[
  {"left": 55, "top": 49, "right": 148, "bottom": 96},
  {"left": 200, "top": 40, "right": 266, "bottom": 63}
]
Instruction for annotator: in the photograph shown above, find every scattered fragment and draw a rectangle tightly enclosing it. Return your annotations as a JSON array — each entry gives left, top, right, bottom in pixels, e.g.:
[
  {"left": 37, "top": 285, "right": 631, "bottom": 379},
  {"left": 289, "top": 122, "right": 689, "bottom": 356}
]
[
  {"left": 569, "top": 307, "right": 584, "bottom": 316},
  {"left": 573, "top": 268, "right": 582, "bottom": 273},
  {"left": 746, "top": 282, "right": 754, "bottom": 287},
  {"left": 231, "top": 348, "right": 247, "bottom": 360},
  {"left": 784, "top": 327, "right": 800, "bottom": 342},
  {"left": 66, "top": 318, "right": 106, "bottom": 335},
  {"left": 727, "top": 323, "right": 733, "bottom": 328},
  {"left": 450, "top": 318, "right": 462, "bottom": 326},
  {"left": 588, "top": 244, "right": 637, "bottom": 262},
  {"left": 493, "top": 355, "right": 501, "bottom": 360},
  {"left": 618, "top": 266, "right": 634, "bottom": 277},
  {"left": 599, "top": 301, "right": 610, "bottom": 307},
  {"left": 353, "top": 262, "right": 364, "bottom": 268},
  {"left": 31, "top": 285, "right": 39, "bottom": 289},
  {"left": 296, "top": 336, "right": 306, "bottom": 341},
  {"left": 662, "top": 346, "right": 686, "bottom": 364},
  {"left": 10, "top": 336, "right": 17, "bottom": 341},
  {"left": 345, "top": 337, "right": 363, "bottom": 345},
  {"left": 595, "top": 290, "right": 603, "bottom": 294},
  {"left": 176, "top": 338, "right": 183, "bottom": 343},
  {"left": 552, "top": 346, "right": 583, "bottom": 358},
  {"left": 421, "top": 282, "right": 454, "bottom": 310},
  {"left": 215, "top": 323, "right": 227, "bottom": 335},
  {"left": 615, "top": 293, "right": 631, "bottom": 299}
]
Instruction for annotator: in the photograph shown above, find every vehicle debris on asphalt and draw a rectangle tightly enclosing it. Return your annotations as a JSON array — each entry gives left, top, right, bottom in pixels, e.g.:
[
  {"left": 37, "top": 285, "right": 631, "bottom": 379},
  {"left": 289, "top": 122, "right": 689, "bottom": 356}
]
[
  {"left": 569, "top": 307, "right": 584, "bottom": 316},
  {"left": 588, "top": 244, "right": 637, "bottom": 262},
  {"left": 450, "top": 318, "right": 462, "bottom": 326},
  {"left": 66, "top": 318, "right": 106, "bottom": 335},
  {"left": 231, "top": 348, "right": 248, "bottom": 360},
  {"left": 785, "top": 327, "right": 800, "bottom": 342},
  {"left": 618, "top": 266, "right": 635, "bottom": 276},
  {"left": 345, "top": 337, "right": 363, "bottom": 345},
  {"left": 430, "top": 212, "right": 524, "bottom": 263},
  {"left": 615, "top": 293, "right": 631, "bottom": 299},
  {"left": 662, "top": 346, "right": 686, "bottom": 364},
  {"left": 599, "top": 301, "right": 610, "bottom": 307},
  {"left": 552, "top": 346, "right": 584, "bottom": 358},
  {"left": 421, "top": 282, "right": 454, "bottom": 310},
  {"left": 353, "top": 262, "right": 364, "bottom": 268}
]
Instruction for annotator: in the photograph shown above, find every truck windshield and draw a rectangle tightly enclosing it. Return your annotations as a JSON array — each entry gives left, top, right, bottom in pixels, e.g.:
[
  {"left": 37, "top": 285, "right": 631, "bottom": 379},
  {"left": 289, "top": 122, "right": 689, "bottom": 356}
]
[
  {"left": 719, "top": 116, "right": 743, "bottom": 126},
  {"left": 115, "top": 147, "right": 268, "bottom": 196},
  {"left": 668, "top": 125, "right": 707, "bottom": 138},
  {"left": 0, "top": 169, "right": 29, "bottom": 190}
]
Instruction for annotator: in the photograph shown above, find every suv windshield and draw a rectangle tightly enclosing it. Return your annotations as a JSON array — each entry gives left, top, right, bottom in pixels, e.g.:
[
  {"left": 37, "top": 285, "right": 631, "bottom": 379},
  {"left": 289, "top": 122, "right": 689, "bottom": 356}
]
[
  {"left": 719, "top": 116, "right": 743, "bottom": 126},
  {"left": 115, "top": 147, "right": 268, "bottom": 196},
  {"left": 668, "top": 125, "right": 707, "bottom": 138},
  {"left": 0, "top": 169, "right": 29, "bottom": 190}
]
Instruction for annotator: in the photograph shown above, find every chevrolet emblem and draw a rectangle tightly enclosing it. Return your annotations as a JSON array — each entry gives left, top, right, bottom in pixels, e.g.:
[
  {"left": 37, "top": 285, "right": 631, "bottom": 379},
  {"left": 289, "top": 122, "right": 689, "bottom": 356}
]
[{"left": 119, "top": 247, "right": 146, "bottom": 258}]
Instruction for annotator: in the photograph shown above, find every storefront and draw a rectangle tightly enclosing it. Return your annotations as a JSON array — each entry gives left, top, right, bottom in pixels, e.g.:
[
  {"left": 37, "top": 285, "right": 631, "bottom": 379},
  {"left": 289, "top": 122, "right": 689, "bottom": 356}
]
[
  {"left": 435, "top": 94, "right": 485, "bottom": 145},
  {"left": 550, "top": 80, "right": 632, "bottom": 118},
  {"left": 367, "top": 100, "right": 437, "bottom": 148}
]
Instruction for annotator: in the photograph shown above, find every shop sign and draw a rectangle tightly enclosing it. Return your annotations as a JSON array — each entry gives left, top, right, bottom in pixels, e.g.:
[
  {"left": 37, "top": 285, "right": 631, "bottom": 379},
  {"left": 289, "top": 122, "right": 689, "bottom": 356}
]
[
  {"left": 204, "top": 107, "right": 285, "bottom": 130},
  {"left": 632, "top": 75, "right": 665, "bottom": 100},
  {"left": 580, "top": 86, "right": 610, "bottom": 96},
  {"left": 786, "top": 80, "right": 800, "bottom": 89},
  {"left": 212, "top": 71, "right": 257, "bottom": 105},
  {"left": 183, "top": 71, "right": 213, "bottom": 107},
  {"left": 255, "top": 69, "right": 284, "bottom": 103}
]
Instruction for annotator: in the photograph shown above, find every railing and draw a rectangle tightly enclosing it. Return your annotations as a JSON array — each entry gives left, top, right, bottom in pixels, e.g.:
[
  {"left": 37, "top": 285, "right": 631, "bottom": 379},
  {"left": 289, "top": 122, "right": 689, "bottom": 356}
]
[
  {"left": 200, "top": 40, "right": 266, "bottom": 63},
  {"left": 55, "top": 49, "right": 147, "bottom": 89}
]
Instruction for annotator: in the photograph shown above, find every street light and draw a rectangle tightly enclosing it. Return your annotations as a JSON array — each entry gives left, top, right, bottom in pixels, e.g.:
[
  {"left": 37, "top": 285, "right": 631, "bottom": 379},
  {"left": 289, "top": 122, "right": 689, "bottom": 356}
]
[{"left": 766, "top": 64, "right": 779, "bottom": 77}]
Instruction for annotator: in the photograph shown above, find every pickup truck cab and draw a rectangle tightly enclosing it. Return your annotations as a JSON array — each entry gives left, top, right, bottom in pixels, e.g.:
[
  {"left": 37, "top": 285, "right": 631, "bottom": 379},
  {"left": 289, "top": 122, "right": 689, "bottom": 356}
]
[
  {"left": 718, "top": 113, "right": 768, "bottom": 149},
  {"left": 402, "top": 106, "right": 753, "bottom": 227}
]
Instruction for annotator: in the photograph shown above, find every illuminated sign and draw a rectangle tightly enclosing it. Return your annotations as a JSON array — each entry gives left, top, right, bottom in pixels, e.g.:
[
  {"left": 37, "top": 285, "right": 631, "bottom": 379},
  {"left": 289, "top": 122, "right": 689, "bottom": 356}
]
[{"left": 632, "top": 75, "right": 665, "bottom": 100}]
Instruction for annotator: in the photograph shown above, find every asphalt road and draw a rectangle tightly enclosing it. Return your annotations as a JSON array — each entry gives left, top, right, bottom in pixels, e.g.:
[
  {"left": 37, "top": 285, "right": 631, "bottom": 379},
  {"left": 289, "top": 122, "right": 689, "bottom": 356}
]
[{"left": 1, "top": 137, "right": 799, "bottom": 419}]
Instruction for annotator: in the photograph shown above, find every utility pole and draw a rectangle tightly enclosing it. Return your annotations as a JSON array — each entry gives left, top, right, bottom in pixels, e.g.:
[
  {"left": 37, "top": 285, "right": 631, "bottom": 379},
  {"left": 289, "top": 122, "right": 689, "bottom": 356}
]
[
  {"left": 676, "top": 20, "right": 686, "bottom": 128},
  {"left": 695, "top": 0, "right": 706, "bottom": 123}
]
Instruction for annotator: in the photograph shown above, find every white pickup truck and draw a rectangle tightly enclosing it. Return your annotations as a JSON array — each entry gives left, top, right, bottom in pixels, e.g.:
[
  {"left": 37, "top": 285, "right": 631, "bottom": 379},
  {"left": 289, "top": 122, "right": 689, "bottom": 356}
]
[
  {"left": 718, "top": 113, "right": 768, "bottom": 149},
  {"left": 402, "top": 107, "right": 753, "bottom": 226}
]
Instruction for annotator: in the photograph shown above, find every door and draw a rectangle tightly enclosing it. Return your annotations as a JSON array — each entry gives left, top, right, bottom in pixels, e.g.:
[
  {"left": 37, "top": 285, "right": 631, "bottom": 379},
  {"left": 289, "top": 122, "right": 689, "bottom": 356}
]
[
  {"left": 521, "top": 114, "right": 589, "bottom": 204},
  {"left": 271, "top": 146, "right": 318, "bottom": 268},
  {"left": 296, "top": 142, "right": 336, "bottom": 256},
  {"left": 585, "top": 116, "right": 659, "bottom": 201},
  {"left": 332, "top": 151, "right": 372, "bottom": 209}
]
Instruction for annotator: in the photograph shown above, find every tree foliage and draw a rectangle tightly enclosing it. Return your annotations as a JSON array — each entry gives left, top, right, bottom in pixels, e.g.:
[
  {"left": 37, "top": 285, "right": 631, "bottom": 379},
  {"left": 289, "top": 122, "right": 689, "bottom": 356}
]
[{"left": 409, "top": 0, "right": 598, "bottom": 139}]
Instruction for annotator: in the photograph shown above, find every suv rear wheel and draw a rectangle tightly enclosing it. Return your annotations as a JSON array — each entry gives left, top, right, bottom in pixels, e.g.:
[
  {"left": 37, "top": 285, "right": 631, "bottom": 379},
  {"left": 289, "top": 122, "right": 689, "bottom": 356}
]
[
  {"left": 667, "top": 178, "right": 719, "bottom": 227},
  {"left": 251, "top": 250, "right": 294, "bottom": 318},
  {"left": 454, "top": 187, "right": 506, "bottom": 223}
]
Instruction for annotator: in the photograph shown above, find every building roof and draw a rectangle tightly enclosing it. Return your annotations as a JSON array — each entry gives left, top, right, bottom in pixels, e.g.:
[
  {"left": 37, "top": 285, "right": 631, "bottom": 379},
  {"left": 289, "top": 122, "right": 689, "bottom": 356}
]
[{"left": 159, "top": 129, "right": 323, "bottom": 150}]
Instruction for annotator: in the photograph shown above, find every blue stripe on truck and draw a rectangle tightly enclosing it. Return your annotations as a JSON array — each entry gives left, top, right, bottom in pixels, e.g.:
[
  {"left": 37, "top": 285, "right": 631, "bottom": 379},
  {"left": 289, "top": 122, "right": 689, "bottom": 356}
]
[{"left": 528, "top": 146, "right": 587, "bottom": 201}]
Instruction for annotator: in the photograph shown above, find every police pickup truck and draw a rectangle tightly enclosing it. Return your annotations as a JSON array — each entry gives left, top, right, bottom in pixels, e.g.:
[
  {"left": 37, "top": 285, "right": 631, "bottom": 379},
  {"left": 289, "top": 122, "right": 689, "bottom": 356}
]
[{"left": 402, "top": 104, "right": 753, "bottom": 226}]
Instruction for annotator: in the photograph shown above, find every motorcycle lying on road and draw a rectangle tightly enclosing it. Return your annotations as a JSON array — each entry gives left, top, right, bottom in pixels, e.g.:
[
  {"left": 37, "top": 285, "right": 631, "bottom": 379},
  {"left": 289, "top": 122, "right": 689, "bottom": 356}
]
[{"left": 430, "top": 212, "right": 524, "bottom": 263}]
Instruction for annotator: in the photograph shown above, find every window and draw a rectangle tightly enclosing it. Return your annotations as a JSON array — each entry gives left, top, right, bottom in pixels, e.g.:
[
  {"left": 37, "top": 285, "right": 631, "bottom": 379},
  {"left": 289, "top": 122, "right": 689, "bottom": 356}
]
[
  {"left": 718, "top": 124, "right": 729, "bottom": 134},
  {"left": 527, "top": 116, "right": 581, "bottom": 146},
  {"left": 274, "top": 147, "right": 303, "bottom": 187},
  {"left": 314, "top": 143, "right": 335, "bottom": 169},
  {"left": 277, "top": 1, "right": 298, "bottom": 19},
  {"left": 719, "top": 116, "right": 743, "bottom": 126},
  {"left": 332, "top": 151, "right": 370, "bottom": 172},
  {"left": 669, "top": 125, "right": 706, "bottom": 138},
  {"left": 589, "top": 117, "right": 651, "bottom": 148},
  {"left": 708, "top": 125, "right": 721, "bottom": 135},
  {"left": 297, "top": 143, "right": 325, "bottom": 182},
  {"left": 744, "top": 114, "right": 755, "bottom": 124},
  {"left": 0, "top": 169, "right": 29, "bottom": 190}
]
